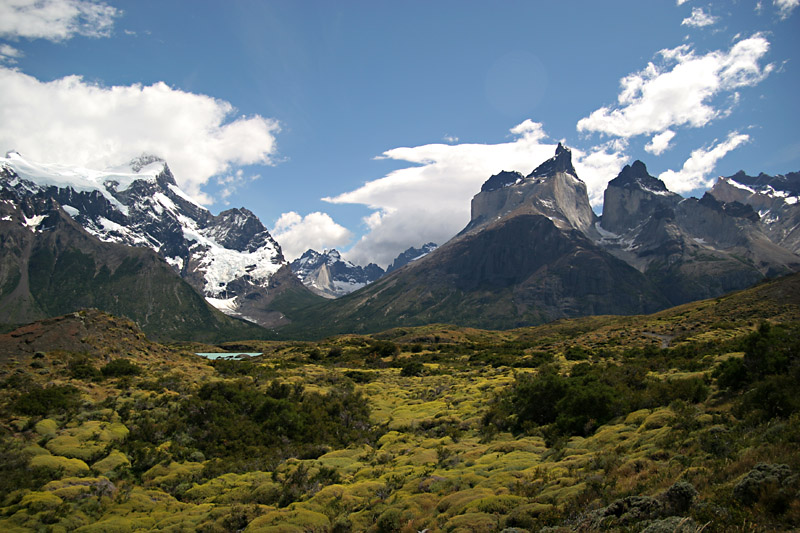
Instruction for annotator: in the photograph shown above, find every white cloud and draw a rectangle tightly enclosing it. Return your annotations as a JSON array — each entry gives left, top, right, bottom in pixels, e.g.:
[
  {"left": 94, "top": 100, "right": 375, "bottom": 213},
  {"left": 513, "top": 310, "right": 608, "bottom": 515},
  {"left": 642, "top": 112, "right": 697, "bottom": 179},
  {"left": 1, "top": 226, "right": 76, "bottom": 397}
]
[
  {"left": 774, "top": 0, "right": 799, "bottom": 18},
  {"left": 677, "top": 0, "right": 690, "bottom": 4},
  {"left": 681, "top": 7, "right": 719, "bottom": 27},
  {"left": 0, "top": 44, "right": 23, "bottom": 63},
  {"left": 577, "top": 34, "right": 773, "bottom": 139},
  {"left": 272, "top": 211, "right": 353, "bottom": 261},
  {"left": 325, "top": 120, "right": 627, "bottom": 267},
  {"left": 443, "top": 135, "right": 459, "bottom": 143},
  {"left": 573, "top": 141, "right": 630, "bottom": 208},
  {"left": 0, "top": 0, "right": 119, "bottom": 41},
  {"left": 216, "top": 169, "right": 260, "bottom": 204},
  {"left": 645, "top": 130, "right": 677, "bottom": 155},
  {"left": 659, "top": 132, "right": 750, "bottom": 193},
  {"left": 0, "top": 67, "right": 280, "bottom": 204}
]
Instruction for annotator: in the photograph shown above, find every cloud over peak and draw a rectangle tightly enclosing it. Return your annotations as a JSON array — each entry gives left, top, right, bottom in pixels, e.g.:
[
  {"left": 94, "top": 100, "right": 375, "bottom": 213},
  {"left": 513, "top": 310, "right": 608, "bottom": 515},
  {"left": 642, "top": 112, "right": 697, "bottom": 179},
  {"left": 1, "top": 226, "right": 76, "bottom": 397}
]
[{"left": 0, "top": 67, "right": 281, "bottom": 204}]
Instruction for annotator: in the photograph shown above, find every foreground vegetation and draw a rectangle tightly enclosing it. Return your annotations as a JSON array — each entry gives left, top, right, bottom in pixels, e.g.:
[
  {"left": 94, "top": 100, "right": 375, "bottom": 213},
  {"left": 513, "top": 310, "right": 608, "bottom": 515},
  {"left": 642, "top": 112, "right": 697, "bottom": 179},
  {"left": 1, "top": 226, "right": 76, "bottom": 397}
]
[{"left": 0, "top": 274, "right": 799, "bottom": 532}]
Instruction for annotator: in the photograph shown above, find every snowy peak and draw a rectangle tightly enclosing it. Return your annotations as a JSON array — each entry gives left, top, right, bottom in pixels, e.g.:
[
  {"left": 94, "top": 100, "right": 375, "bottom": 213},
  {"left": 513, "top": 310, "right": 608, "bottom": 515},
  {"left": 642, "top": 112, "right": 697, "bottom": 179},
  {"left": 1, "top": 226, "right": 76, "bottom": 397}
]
[
  {"left": 386, "top": 242, "right": 438, "bottom": 273},
  {"left": 708, "top": 170, "right": 800, "bottom": 253},
  {"left": 290, "top": 249, "right": 384, "bottom": 298},
  {"left": 527, "top": 142, "right": 578, "bottom": 179},
  {"left": 0, "top": 153, "right": 287, "bottom": 326}
]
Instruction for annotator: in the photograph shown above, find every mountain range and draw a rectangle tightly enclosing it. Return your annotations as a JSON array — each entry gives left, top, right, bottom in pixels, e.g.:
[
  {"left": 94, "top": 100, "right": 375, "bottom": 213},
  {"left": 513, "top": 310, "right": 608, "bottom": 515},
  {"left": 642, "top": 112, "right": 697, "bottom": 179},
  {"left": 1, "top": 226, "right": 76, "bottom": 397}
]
[
  {"left": 272, "top": 144, "right": 800, "bottom": 338},
  {"left": 1, "top": 147, "right": 798, "bottom": 340}
]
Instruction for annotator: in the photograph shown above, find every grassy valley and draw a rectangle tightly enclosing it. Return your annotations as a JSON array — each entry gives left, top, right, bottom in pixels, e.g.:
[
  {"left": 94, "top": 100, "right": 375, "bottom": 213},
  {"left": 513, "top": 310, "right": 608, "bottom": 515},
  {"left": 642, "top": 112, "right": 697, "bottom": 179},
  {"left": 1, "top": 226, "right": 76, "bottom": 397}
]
[{"left": 0, "top": 275, "right": 799, "bottom": 532}]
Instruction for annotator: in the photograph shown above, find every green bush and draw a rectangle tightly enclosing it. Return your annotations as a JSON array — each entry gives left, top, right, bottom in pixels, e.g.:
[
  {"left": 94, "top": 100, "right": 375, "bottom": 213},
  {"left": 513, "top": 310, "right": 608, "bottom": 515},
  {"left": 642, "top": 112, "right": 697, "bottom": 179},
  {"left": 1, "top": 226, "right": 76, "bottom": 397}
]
[
  {"left": 68, "top": 355, "right": 101, "bottom": 380},
  {"left": 101, "top": 358, "right": 142, "bottom": 377},
  {"left": 13, "top": 385, "right": 80, "bottom": 416},
  {"left": 400, "top": 361, "right": 425, "bottom": 377}
]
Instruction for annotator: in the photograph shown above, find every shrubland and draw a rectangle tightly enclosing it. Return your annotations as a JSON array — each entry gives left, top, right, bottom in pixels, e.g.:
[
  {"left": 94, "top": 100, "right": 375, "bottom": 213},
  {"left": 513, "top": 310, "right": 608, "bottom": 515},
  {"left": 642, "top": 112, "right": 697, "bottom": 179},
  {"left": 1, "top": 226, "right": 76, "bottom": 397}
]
[{"left": 0, "top": 275, "right": 798, "bottom": 531}]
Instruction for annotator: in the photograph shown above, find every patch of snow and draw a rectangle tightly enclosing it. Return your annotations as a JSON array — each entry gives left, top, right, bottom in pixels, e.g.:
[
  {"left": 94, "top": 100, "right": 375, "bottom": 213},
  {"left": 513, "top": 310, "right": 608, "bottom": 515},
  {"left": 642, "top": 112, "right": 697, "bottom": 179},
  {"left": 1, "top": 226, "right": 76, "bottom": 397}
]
[
  {"left": 168, "top": 184, "right": 203, "bottom": 208},
  {"left": 693, "top": 237, "right": 707, "bottom": 245},
  {"left": 61, "top": 205, "right": 79, "bottom": 217},
  {"left": 595, "top": 222, "right": 620, "bottom": 239},
  {"left": 785, "top": 196, "right": 798, "bottom": 205},
  {"left": 206, "top": 296, "right": 239, "bottom": 313},
  {"left": 0, "top": 152, "right": 170, "bottom": 216},
  {"left": 1, "top": 215, "right": 12, "bottom": 221},
  {"left": 23, "top": 214, "right": 46, "bottom": 230},
  {"left": 165, "top": 256, "right": 184, "bottom": 271},
  {"left": 728, "top": 179, "right": 756, "bottom": 194}
]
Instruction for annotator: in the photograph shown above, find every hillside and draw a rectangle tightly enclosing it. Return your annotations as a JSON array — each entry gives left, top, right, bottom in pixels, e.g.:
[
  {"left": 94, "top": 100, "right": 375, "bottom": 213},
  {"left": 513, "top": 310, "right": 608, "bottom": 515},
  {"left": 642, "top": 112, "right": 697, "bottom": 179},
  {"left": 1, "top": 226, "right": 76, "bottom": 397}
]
[{"left": 0, "top": 274, "right": 798, "bottom": 531}]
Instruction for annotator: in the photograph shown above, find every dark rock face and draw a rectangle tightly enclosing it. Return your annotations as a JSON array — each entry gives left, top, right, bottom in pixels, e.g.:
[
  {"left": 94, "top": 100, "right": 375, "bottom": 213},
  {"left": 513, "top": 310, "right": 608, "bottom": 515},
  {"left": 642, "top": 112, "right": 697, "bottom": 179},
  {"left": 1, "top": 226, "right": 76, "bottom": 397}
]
[
  {"left": 386, "top": 243, "right": 438, "bottom": 273},
  {"left": 528, "top": 142, "right": 577, "bottom": 178},
  {"left": 480, "top": 171, "right": 523, "bottom": 193}
]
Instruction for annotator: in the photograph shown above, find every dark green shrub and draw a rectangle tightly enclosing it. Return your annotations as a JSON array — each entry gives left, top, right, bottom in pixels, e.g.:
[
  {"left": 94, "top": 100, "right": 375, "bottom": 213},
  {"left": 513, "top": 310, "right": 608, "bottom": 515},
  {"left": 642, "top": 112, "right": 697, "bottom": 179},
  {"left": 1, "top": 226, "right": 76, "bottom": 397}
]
[
  {"left": 101, "top": 358, "right": 142, "bottom": 377},
  {"left": 13, "top": 385, "right": 80, "bottom": 415},
  {"left": 400, "top": 361, "right": 425, "bottom": 377},
  {"left": 68, "top": 355, "right": 101, "bottom": 380}
]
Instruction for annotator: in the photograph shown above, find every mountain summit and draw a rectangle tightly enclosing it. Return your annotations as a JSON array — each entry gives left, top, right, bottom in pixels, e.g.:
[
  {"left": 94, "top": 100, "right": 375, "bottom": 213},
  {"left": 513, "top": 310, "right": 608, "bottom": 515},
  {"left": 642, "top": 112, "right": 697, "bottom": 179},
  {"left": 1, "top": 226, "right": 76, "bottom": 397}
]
[
  {"left": 0, "top": 153, "right": 295, "bottom": 327},
  {"left": 467, "top": 143, "right": 596, "bottom": 236}
]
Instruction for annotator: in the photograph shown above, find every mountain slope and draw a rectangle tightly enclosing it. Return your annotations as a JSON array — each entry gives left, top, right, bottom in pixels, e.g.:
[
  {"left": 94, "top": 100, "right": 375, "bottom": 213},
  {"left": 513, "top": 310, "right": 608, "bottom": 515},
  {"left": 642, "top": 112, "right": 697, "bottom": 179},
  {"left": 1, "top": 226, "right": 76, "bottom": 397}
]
[
  {"left": 0, "top": 186, "right": 268, "bottom": 342},
  {"left": 708, "top": 170, "right": 800, "bottom": 253},
  {"left": 275, "top": 147, "right": 668, "bottom": 338},
  {"left": 598, "top": 161, "right": 800, "bottom": 305},
  {"left": 275, "top": 148, "right": 800, "bottom": 338},
  {"left": 0, "top": 152, "right": 291, "bottom": 327}
]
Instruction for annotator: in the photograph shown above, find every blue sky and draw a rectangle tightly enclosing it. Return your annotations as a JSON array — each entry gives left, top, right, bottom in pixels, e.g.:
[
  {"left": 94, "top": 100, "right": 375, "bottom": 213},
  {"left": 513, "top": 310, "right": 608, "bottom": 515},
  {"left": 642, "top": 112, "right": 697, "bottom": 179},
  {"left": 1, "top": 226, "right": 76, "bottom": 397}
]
[{"left": 0, "top": 0, "right": 798, "bottom": 266}]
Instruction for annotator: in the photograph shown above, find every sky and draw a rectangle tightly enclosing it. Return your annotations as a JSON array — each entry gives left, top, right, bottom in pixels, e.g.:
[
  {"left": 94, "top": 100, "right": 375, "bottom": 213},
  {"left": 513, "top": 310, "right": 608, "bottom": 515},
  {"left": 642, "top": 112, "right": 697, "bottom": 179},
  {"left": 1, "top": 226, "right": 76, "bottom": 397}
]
[{"left": 0, "top": 0, "right": 798, "bottom": 267}]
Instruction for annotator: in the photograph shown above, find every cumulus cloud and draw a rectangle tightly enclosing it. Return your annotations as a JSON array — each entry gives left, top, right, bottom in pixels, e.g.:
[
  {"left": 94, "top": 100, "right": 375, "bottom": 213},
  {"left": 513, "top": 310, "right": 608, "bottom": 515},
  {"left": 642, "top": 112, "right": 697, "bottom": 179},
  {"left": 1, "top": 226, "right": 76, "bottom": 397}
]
[
  {"left": 325, "top": 120, "right": 626, "bottom": 267},
  {"left": 645, "top": 130, "right": 676, "bottom": 155},
  {"left": 774, "top": 0, "right": 799, "bottom": 18},
  {"left": 681, "top": 7, "right": 719, "bottom": 27},
  {"left": 0, "top": 0, "right": 119, "bottom": 41},
  {"left": 0, "top": 44, "right": 23, "bottom": 63},
  {"left": 659, "top": 131, "right": 750, "bottom": 192},
  {"left": 272, "top": 211, "right": 353, "bottom": 261},
  {"left": 216, "top": 169, "right": 260, "bottom": 204},
  {"left": 573, "top": 141, "right": 630, "bottom": 207},
  {"left": 677, "top": 0, "right": 690, "bottom": 4},
  {"left": 0, "top": 67, "right": 280, "bottom": 204},
  {"left": 576, "top": 34, "right": 773, "bottom": 139}
]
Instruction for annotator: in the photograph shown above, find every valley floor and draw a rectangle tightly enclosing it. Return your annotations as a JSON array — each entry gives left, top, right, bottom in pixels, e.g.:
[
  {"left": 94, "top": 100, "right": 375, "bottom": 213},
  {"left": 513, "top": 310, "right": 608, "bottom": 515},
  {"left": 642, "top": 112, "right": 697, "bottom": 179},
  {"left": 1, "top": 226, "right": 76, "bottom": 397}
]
[{"left": 1, "top": 275, "right": 799, "bottom": 532}]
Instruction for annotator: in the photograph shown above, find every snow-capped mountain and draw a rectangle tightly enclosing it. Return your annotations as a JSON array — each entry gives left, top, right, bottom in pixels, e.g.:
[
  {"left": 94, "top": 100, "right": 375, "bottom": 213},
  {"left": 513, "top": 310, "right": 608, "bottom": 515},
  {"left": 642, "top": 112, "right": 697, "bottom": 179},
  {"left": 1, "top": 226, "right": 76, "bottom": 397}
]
[
  {"left": 708, "top": 171, "right": 800, "bottom": 254},
  {"left": 385, "top": 242, "right": 438, "bottom": 274},
  {"left": 290, "top": 249, "right": 384, "bottom": 298},
  {"left": 0, "top": 152, "right": 290, "bottom": 326}
]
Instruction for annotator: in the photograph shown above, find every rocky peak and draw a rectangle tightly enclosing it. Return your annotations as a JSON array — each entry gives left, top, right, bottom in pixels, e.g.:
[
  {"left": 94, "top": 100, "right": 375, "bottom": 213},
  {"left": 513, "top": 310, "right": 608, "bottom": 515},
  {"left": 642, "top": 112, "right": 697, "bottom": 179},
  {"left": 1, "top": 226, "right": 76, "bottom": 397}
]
[
  {"left": 528, "top": 143, "right": 578, "bottom": 179},
  {"left": 698, "top": 193, "right": 759, "bottom": 222},
  {"left": 481, "top": 171, "right": 523, "bottom": 193},
  {"left": 610, "top": 160, "right": 669, "bottom": 193},
  {"left": 129, "top": 154, "right": 165, "bottom": 172},
  {"left": 290, "top": 249, "right": 385, "bottom": 298},
  {"left": 386, "top": 242, "right": 438, "bottom": 273},
  {"left": 601, "top": 161, "right": 681, "bottom": 235}
]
